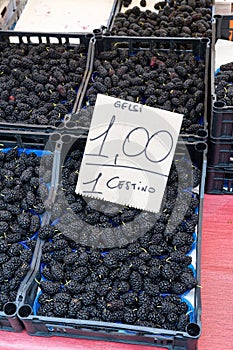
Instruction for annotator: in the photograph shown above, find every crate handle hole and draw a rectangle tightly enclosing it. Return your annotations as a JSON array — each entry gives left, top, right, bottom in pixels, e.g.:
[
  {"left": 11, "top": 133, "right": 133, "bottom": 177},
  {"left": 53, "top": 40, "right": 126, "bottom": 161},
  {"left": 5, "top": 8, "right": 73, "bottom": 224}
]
[
  {"left": 214, "top": 14, "right": 222, "bottom": 19},
  {"left": 200, "top": 38, "right": 210, "bottom": 44},
  {"left": 50, "top": 133, "right": 61, "bottom": 142},
  {"left": 197, "top": 129, "right": 208, "bottom": 138},
  {"left": 18, "top": 304, "right": 32, "bottom": 318},
  {"left": 214, "top": 101, "right": 225, "bottom": 108},
  {"left": 56, "top": 122, "right": 65, "bottom": 129},
  {"left": 195, "top": 142, "right": 207, "bottom": 151},
  {"left": 66, "top": 121, "right": 76, "bottom": 128},
  {"left": 186, "top": 323, "right": 201, "bottom": 337},
  {"left": 3, "top": 302, "right": 17, "bottom": 316},
  {"left": 61, "top": 134, "right": 72, "bottom": 144},
  {"left": 47, "top": 326, "right": 54, "bottom": 332},
  {"left": 93, "top": 29, "right": 102, "bottom": 35},
  {"left": 22, "top": 36, "right": 29, "bottom": 43}
]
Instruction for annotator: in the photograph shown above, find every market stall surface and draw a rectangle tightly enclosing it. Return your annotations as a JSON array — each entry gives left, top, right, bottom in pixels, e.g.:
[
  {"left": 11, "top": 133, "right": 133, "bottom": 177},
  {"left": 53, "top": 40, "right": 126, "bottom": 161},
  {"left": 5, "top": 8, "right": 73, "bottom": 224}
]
[{"left": 14, "top": 0, "right": 116, "bottom": 32}]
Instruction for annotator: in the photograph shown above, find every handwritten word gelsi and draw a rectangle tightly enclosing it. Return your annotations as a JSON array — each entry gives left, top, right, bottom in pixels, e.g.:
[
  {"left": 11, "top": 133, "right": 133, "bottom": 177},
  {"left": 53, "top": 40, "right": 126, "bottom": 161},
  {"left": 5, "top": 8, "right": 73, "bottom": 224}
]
[
  {"left": 114, "top": 100, "right": 143, "bottom": 113},
  {"left": 76, "top": 94, "right": 183, "bottom": 213}
]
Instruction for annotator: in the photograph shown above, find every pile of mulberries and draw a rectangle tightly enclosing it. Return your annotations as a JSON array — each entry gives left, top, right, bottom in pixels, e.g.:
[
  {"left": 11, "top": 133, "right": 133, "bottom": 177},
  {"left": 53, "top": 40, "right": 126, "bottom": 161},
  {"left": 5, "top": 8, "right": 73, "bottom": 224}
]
[
  {"left": 52, "top": 143, "right": 200, "bottom": 251},
  {"left": 111, "top": 0, "right": 212, "bottom": 38},
  {"left": 37, "top": 224, "right": 197, "bottom": 332},
  {"left": 0, "top": 239, "right": 36, "bottom": 310},
  {"left": 215, "top": 61, "right": 233, "bottom": 106},
  {"left": 0, "top": 148, "right": 53, "bottom": 310},
  {"left": 0, "top": 42, "right": 87, "bottom": 125},
  {"left": 84, "top": 47, "right": 206, "bottom": 135},
  {"left": 35, "top": 141, "right": 201, "bottom": 331}
]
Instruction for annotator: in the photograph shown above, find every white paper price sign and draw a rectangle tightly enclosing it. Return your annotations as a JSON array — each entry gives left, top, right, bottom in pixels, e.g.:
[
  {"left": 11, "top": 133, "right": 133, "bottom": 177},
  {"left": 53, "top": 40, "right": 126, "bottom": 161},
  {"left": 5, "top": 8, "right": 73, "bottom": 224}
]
[{"left": 76, "top": 94, "right": 183, "bottom": 213}]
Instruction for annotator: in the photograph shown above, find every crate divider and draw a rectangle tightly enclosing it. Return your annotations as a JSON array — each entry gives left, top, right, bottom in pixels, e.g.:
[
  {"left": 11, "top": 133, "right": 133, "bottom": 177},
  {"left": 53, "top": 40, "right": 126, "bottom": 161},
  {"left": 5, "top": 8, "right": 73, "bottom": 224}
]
[
  {"left": 206, "top": 166, "right": 233, "bottom": 194},
  {"left": 102, "top": 0, "right": 121, "bottom": 34},
  {"left": 76, "top": 35, "right": 97, "bottom": 112},
  {"left": 0, "top": 143, "right": 57, "bottom": 331},
  {"left": 71, "top": 35, "right": 96, "bottom": 114}
]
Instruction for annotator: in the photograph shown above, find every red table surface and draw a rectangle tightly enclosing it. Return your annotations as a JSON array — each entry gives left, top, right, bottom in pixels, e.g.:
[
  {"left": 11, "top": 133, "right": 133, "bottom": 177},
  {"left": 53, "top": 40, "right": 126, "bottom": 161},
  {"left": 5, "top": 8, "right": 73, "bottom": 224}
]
[{"left": 0, "top": 194, "right": 232, "bottom": 350}]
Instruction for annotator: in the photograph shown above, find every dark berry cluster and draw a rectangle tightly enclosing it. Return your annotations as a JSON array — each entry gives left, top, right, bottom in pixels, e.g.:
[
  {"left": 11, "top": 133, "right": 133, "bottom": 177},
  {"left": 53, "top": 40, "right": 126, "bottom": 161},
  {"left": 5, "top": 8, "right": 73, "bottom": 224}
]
[
  {"left": 0, "top": 239, "right": 36, "bottom": 310},
  {"left": 0, "top": 148, "right": 53, "bottom": 310},
  {"left": 215, "top": 62, "right": 233, "bottom": 106},
  {"left": 0, "top": 42, "right": 87, "bottom": 125},
  {"left": 35, "top": 141, "right": 201, "bottom": 331},
  {"left": 84, "top": 47, "right": 206, "bottom": 134},
  {"left": 123, "top": 0, "right": 132, "bottom": 7},
  {"left": 111, "top": 0, "right": 212, "bottom": 38},
  {"left": 51, "top": 143, "right": 201, "bottom": 251},
  {"left": 37, "top": 224, "right": 197, "bottom": 332}
]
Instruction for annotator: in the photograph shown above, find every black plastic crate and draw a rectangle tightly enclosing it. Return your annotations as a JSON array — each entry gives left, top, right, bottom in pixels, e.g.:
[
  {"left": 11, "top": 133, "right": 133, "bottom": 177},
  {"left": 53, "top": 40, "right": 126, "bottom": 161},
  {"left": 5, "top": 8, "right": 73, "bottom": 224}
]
[
  {"left": 0, "top": 126, "right": 56, "bottom": 149},
  {"left": 208, "top": 136, "right": 233, "bottom": 166},
  {"left": 77, "top": 35, "right": 210, "bottom": 140},
  {"left": 206, "top": 165, "right": 233, "bottom": 193},
  {"left": 15, "top": 135, "right": 206, "bottom": 349},
  {"left": 105, "top": 0, "right": 212, "bottom": 39},
  {"left": 0, "top": 142, "right": 57, "bottom": 331},
  {"left": 215, "top": 14, "right": 233, "bottom": 41},
  {"left": 0, "top": 120, "right": 89, "bottom": 149},
  {"left": 211, "top": 101, "right": 233, "bottom": 138},
  {"left": 0, "top": 30, "right": 93, "bottom": 130},
  {"left": 210, "top": 35, "right": 233, "bottom": 138}
]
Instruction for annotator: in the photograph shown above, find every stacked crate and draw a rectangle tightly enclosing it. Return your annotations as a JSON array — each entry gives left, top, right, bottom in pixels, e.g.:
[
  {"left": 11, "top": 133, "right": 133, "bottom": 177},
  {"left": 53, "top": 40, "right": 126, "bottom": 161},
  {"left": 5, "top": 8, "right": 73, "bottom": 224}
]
[{"left": 206, "top": 14, "right": 233, "bottom": 193}]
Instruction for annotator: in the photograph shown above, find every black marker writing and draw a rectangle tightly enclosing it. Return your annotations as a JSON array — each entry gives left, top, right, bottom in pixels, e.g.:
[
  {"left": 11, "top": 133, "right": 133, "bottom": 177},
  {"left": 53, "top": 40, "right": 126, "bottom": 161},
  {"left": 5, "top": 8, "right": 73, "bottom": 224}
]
[
  {"left": 85, "top": 162, "right": 168, "bottom": 177},
  {"left": 106, "top": 176, "right": 156, "bottom": 194},
  {"left": 114, "top": 100, "right": 142, "bottom": 112},
  {"left": 123, "top": 128, "right": 173, "bottom": 163},
  {"left": 82, "top": 172, "right": 102, "bottom": 194},
  {"left": 86, "top": 115, "right": 115, "bottom": 158},
  {"left": 106, "top": 176, "right": 119, "bottom": 189}
]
